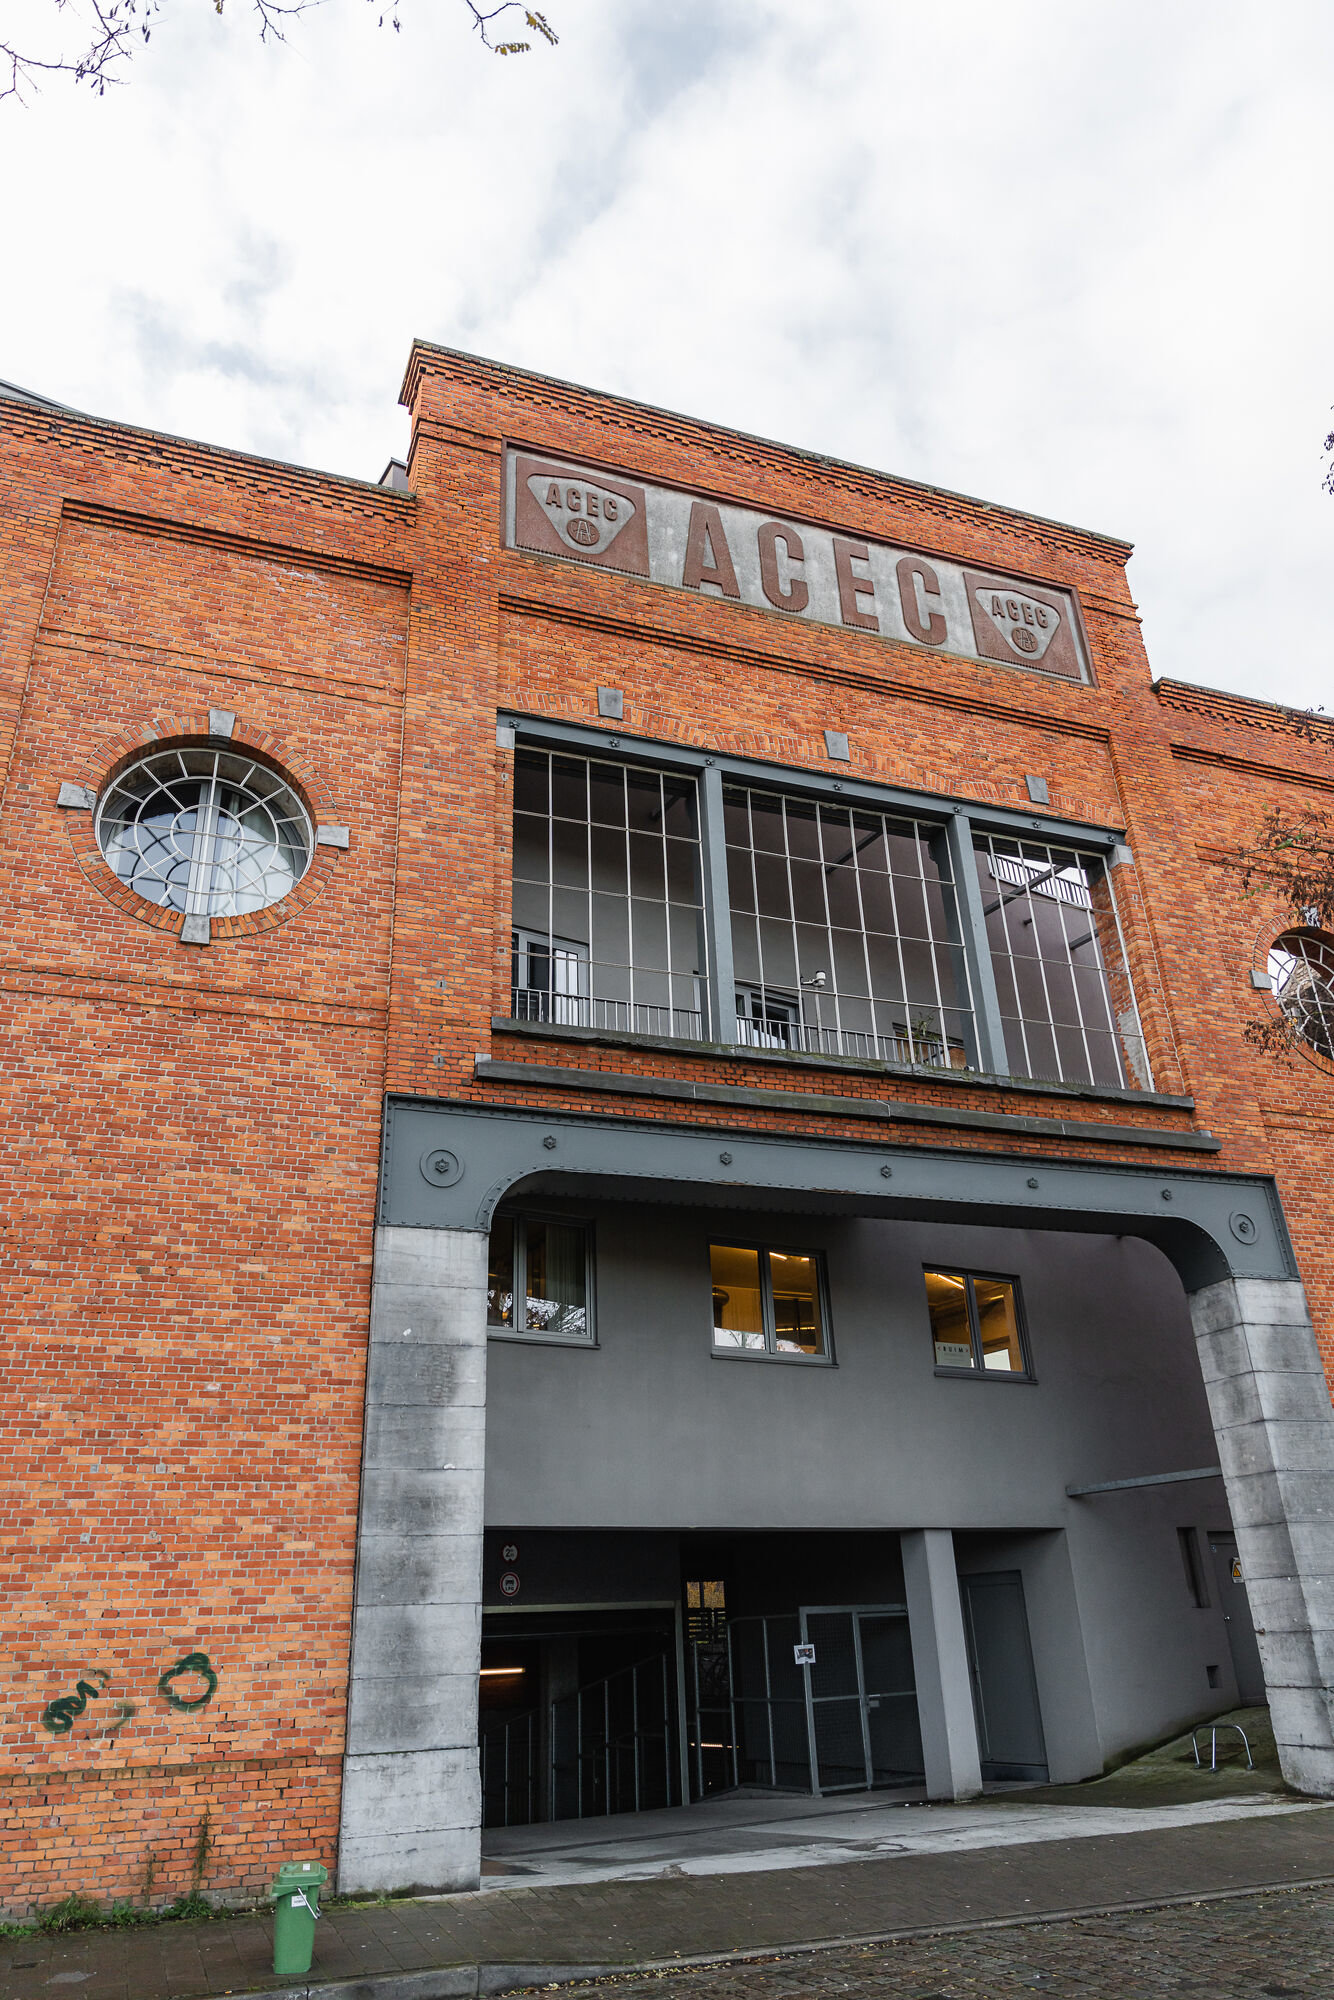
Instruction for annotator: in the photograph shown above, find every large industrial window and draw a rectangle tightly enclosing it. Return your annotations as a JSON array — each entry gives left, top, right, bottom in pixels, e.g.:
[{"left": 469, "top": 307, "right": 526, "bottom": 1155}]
[
  {"left": 511, "top": 749, "right": 706, "bottom": 1040},
  {"left": 725, "top": 786, "right": 973, "bottom": 1069},
  {"left": 710, "top": 1242, "right": 829, "bottom": 1360},
  {"left": 924, "top": 1268, "right": 1029, "bottom": 1377},
  {"left": 973, "top": 833, "right": 1148, "bottom": 1090},
  {"left": 505, "top": 733, "right": 1153, "bottom": 1096},
  {"left": 487, "top": 1213, "right": 593, "bottom": 1344}
]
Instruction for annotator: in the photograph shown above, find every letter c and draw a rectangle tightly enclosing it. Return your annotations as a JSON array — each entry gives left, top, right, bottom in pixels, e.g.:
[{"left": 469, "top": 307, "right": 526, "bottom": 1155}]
[
  {"left": 896, "top": 557, "right": 947, "bottom": 646},
  {"left": 757, "top": 522, "right": 809, "bottom": 613}
]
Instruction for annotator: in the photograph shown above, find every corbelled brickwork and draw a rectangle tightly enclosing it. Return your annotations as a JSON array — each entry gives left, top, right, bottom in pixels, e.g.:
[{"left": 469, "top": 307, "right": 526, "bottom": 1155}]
[{"left": 0, "top": 347, "right": 1331, "bottom": 1913}]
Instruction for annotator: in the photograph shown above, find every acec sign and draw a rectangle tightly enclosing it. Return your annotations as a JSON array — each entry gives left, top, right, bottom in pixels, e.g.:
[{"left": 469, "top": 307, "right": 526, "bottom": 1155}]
[{"left": 508, "top": 450, "right": 1088, "bottom": 683}]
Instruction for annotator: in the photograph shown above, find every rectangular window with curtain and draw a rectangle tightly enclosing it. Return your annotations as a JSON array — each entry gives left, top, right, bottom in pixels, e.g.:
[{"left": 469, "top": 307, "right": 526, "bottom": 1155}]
[{"left": 487, "top": 1213, "right": 594, "bottom": 1345}]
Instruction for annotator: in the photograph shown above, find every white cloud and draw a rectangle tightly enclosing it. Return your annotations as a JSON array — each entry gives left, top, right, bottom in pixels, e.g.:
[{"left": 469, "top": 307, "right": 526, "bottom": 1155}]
[{"left": 2, "top": 0, "right": 1330, "bottom": 705}]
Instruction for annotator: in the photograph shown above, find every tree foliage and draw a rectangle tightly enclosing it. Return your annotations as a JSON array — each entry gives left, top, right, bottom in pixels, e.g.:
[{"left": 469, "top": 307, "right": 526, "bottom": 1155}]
[
  {"left": 1232, "top": 771, "right": 1334, "bottom": 1060},
  {"left": 2, "top": 0, "right": 556, "bottom": 103}
]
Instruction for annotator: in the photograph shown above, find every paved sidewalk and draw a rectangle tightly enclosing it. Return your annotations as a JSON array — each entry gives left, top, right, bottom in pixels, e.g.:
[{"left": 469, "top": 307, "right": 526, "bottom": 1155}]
[{"left": 3, "top": 1803, "right": 1334, "bottom": 2000}]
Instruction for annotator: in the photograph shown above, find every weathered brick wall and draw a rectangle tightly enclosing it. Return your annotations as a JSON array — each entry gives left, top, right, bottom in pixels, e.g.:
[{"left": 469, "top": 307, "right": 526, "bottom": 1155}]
[
  {"left": 0, "top": 406, "right": 407, "bottom": 1912},
  {"left": 0, "top": 347, "right": 1331, "bottom": 1910}
]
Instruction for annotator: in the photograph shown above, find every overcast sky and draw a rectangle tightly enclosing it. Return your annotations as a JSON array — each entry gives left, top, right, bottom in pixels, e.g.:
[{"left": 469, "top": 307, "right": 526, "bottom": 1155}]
[{"left": 3, "top": 0, "right": 1330, "bottom": 709}]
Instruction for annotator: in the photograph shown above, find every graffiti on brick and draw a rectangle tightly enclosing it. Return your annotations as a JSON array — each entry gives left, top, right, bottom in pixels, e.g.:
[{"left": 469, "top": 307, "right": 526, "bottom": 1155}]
[
  {"left": 156, "top": 1651, "right": 218, "bottom": 1712},
  {"left": 41, "top": 1669, "right": 111, "bottom": 1734},
  {"left": 39, "top": 1651, "right": 218, "bottom": 1734}
]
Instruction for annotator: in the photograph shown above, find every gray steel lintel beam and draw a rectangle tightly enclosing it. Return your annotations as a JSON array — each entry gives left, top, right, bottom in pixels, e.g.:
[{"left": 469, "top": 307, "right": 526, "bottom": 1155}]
[
  {"left": 498, "top": 711, "right": 1125, "bottom": 851},
  {"left": 383, "top": 1097, "right": 1294, "bottom": 1293}
]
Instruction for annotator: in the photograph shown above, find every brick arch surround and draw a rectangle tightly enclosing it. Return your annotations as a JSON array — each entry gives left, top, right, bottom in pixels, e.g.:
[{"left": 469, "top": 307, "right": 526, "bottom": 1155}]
[{"left": 61, "top": 708, "right": 346, "bottom": 942}]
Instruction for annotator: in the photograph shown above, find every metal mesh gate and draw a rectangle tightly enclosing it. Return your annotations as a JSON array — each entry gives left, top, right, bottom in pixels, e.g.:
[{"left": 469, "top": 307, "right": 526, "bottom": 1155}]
[{"left": 727, "top": 1605, "right": 923, "bottom": 1796}]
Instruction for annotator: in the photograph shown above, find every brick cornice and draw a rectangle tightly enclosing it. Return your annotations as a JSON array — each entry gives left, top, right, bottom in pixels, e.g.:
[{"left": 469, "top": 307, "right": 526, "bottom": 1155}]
[
  {"left": 403, "top": 340, "right": 1135, "bottom": 564},
  {"left": 1156, "top": 675, "right": 1334, "bottom": 747},
  {"left": 1, "top": 397, "right": 413, "bottom": 519},
  {"left": 61, "top": 498, "right": 414, "bottom": 590},
  {"left": 1170, "top": 740, "right": 1334, "bottom": 797}
]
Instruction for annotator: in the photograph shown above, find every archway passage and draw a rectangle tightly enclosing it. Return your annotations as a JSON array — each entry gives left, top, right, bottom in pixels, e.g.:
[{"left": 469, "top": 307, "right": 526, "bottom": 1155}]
[{"left": 335, "top": 1102, "right": 1334, "bottom": 1897}]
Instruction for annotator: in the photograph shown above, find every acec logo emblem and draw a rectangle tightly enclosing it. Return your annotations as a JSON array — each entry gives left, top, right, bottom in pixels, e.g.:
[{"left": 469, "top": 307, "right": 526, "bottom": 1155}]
[
  {"left": 529, "top": 474, "right": 637, "bottom": 559},
  {"left": 513, "top": 455, "right": 651, "bottom": 576},
  {"left": 973, "top": 587, "right": 1060, "bottom": 661},
  {"left": 963, "top": 568, "right": 1083, "bottom": 681}
]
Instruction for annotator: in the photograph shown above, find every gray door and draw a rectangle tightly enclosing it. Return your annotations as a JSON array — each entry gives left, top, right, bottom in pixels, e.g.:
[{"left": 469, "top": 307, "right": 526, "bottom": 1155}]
[
  {"left": 802, "top": 1606, "right": 925, "bottom": 1793},
  {"left": 1208, "top": 1533, "right": 1267, "bottom": 1705},
  {"left": 730, "top": 1607, "right": 923, "bottom": 1795},
  {"left": 961, "top": 1570, "right": 1048, "bottom": 1783},
  {"left": 858, "top": 1612, "right": 925, "bottom": 1785}
]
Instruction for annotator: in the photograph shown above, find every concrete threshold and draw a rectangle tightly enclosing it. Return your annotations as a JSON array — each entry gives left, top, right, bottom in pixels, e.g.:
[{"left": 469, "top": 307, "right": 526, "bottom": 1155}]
[{"left": 470, "top": 1786, "right": 1314, "bottom": 1893}]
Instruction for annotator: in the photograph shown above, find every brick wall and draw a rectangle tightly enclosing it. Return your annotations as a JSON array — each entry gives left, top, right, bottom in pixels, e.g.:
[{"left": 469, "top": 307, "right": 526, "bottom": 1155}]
[{"left": 0, "top": 350, "right": 1330, "bottom": 1909}]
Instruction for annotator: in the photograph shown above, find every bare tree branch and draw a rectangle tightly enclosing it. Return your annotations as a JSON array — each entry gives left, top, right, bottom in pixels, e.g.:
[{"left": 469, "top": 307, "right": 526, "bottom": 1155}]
[
  {"left": 460, "top": 3, "right": 557, "bottom": 53},
  {"left": 2, "top": 0, "right": 556, "bottom": 103},
  {"left": 1231, "top": 803, "right": 1334, "bottom": 931}
]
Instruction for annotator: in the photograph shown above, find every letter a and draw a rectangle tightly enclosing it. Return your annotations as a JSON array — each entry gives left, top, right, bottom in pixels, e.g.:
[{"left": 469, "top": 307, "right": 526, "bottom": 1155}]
[{"left": 682, "top": 502, "right": 741, "bottom": 598}]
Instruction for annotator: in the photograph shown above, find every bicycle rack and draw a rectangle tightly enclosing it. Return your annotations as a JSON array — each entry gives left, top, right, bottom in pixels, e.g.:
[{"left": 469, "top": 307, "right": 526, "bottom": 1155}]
[{"left": 1191, "top": 1722, "right": 1253, "bottom": 1772}]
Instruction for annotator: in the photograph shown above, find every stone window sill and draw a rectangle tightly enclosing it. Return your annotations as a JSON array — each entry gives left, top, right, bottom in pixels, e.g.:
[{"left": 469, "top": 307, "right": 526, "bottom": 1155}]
[{"left": 490, "top": 1015, "right": 1194, "bottom": 1114}]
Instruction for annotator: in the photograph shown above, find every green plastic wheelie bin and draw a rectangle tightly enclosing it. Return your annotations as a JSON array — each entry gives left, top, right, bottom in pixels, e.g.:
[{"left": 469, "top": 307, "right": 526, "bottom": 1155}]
[{"left": 270, "top": 1859, "right": 327, "bottom": 1977}]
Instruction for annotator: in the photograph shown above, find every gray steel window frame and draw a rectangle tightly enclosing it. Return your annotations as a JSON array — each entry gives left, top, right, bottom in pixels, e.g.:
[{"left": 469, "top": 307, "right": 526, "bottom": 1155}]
[
  {"left": 486, "top": 1208, "right": 598, "bottom": 1348},
  {"left": 511, "top": 749, "right": 708, "bottom": 1042},
  {"left": 708, "top": 1238, "right": 834, "bottom": 1365},
  {"left": 924, "top": 1263, "right": 1035, "bottom": 1382},
  {"left": 501, "top": 713, "right": 1128, "bottom": 1083}
]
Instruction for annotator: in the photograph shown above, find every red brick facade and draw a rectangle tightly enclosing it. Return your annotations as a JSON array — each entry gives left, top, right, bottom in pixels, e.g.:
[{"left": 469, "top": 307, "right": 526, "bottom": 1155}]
[{"left": 0, "top": 348, "right": 1329, "bottom": 1912}]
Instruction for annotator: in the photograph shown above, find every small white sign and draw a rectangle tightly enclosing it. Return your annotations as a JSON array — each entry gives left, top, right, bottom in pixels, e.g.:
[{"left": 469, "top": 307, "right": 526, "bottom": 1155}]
[
  {"left": 934, "top": 1341, "right": 973, "bottom": 1369},
  {"left": 794, "top": 1643, "right": 816, "bottom": 1666}
]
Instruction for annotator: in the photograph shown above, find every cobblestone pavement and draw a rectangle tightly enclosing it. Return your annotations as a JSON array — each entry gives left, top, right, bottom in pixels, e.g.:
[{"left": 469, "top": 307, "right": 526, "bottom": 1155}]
[
  {"left": 3, "top": 1810, "right": 1333, "bottom": 1999},
  {"left": 542, "top": 1885, "right": 1334, "bottom": 1999}
]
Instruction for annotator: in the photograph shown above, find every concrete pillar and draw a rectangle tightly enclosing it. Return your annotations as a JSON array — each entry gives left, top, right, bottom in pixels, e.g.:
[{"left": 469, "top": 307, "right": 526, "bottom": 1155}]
[
  {"left": 902, "top": 1527, "right": 982, "bottom": 1800},
  {"left": 1189, "top": 1276, "right": 1334, "bottom": 1797},
  {"left": 337, "top": 1225, "right": 488, "bottom": 1894}
]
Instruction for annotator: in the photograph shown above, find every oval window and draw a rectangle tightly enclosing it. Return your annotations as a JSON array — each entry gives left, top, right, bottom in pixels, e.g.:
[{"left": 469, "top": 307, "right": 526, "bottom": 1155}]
[
  {"left": 1268, "top": 930, "right": 1334, "bottom": 1062},
  {"left": 96, "top": 746, "right": 312, "bottom": 919}
]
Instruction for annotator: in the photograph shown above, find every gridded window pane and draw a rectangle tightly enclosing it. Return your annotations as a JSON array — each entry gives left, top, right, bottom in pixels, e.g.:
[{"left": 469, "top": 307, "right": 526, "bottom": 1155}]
[
  {"left": 973, "top": 834, "right": 1150, "bottom": 1090},
  {"left": 770, "top": 1252, "right": 823, "bottom": 1355},
  {"left": 488, "top": 1216, "right": 516, "bottom": 1328},
  {"left": 1269, "top": 931, "right": 1334, "bottom": 1061},
  {"left": 711, "top": 1244, "right": 765, "bottom": 1350},
  {"left": 925, "top": 1269, "right": 1029, "bottom": 1378},
  {"left": 724, "top": 785, "right": 974, "bottom": 1069},
  {"left": 97, "top": 746, "right": 311, "bottom": 918},
  {"left": 510, "top": 749, "right": 706, "bottom": 1041},
  {"left": 974, "top": 1277, "right": 1024, "bottom": 1372}
]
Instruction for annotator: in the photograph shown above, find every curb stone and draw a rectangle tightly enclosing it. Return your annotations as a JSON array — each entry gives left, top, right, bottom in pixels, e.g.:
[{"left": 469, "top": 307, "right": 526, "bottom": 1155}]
[{"left": 216, "top": 1870, "right": 1334, "bottom": 2000}]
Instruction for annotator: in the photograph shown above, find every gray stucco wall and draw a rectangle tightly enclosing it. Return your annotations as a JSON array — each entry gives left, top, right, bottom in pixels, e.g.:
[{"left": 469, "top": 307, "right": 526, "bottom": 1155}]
[
  {"left": 483, "top": 1202, "right": 1238, "bottom": 1770},
  {"left": 484, "top": 1204, "right": 1221, "bottom": 1532}
]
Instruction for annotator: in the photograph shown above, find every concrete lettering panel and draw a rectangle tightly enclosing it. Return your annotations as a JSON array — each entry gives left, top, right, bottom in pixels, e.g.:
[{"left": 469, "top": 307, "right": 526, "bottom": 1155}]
[{"left": 505, "top": 450, "right": 1090, "bottom": 685}]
